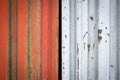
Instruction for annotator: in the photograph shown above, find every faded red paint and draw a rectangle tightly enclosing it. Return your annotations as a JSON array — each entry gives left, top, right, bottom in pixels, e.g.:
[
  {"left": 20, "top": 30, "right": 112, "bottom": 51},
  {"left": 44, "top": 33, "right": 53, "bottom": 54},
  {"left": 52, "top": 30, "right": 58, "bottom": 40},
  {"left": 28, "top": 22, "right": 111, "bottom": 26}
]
[
  {"left": 29, "top": 0, "right": 40, "bottom": 79},
  {"left": 0, "top": 0, "right": 8, "bottom": 80},
  {"left": 41, "top": 0, "right": 58, "bottom": 80},
  {"left": 18, "top": 0, "right": 26, "bottom": 80},
  {"left": 41, "top": 0, "right": 49, "bottom": 79}
]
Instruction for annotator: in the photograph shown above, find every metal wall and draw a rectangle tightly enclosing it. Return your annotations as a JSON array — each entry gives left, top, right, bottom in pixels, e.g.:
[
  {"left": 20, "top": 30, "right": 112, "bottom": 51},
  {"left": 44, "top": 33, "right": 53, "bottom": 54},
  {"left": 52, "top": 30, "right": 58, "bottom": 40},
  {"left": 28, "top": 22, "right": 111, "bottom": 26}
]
[
  {"left": 62, "top": 0, "right": 120, "bottom": 80},
  {"left": 0, "top": 0, "right": 58, "bottom": 80}
]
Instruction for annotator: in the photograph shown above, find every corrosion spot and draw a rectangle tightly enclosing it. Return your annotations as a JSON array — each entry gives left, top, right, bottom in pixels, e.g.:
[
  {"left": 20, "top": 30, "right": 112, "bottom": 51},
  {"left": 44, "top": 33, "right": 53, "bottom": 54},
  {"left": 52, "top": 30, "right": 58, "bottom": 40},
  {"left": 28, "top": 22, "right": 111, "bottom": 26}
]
[
  {"left": 64, "top": 6, "right": 66, "bottom": 8},
  {"left": 93, "top": 26, "right": 96, "bottom": 30},
  {"left": 88, "top": 44, "right": 90, "bottom": 52},
  {"left": 105, "top": 40, "right": 107, "bottom": 43},
  {"left": 105, "top": 27, "right": 107, "bottom": 29},
  {"left": 90, "top": 16, "right": 93, "bottom": 21},
  {"left": 63, "top": 67, "right": 65, "bottom": 69},
  {"left": 98, "top": 29, "right": 102, "bottom": 43},
  {"left": 77, "top": 43, "right": 79, "bottom": 55},
  {"left": 83, "top": 42, "right": 85, "bottom": 49},
  {"left": 98, "top": 36, "right": 102, "bottom": 43},
  {"left": 65, "top": 35, "right": 67, "bottom": 38},
  {"left": 101, "top": 22, "right": 103, "bottom": 24},
  {"left": 111, "top": 65, "right": 114, "bottom": 68},
  {"left": 77, "top": 17, "right": 79, "bottom": 20},
  {"left": 83, "top": 32, "right": 88, "bottom": 39},
  {"left": 91, "top": 57, "right": 93, "bottom": 59},
  {"left": 107, "top": 33, "right": 110, "bottom": 37},
  {"left": 63, "top": 46, "right": 65, "bottom": 48},
  {"left": 98, "top": 29, "right": 102, "bottom": 34},
  {"left": 93, "top": 44, "right": 95, "bottom": 49}
]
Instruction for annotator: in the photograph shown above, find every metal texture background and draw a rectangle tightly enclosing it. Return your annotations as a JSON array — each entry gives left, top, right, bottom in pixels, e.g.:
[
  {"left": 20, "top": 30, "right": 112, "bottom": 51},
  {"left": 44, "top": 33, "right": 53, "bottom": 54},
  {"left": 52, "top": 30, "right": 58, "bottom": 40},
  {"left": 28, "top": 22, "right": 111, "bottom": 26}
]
[
  {"left": 62, "top": 0, "right": 120, "bottom": 80},
  {"left": 0, "top": 0, "right": 58, "bottom": 80}
]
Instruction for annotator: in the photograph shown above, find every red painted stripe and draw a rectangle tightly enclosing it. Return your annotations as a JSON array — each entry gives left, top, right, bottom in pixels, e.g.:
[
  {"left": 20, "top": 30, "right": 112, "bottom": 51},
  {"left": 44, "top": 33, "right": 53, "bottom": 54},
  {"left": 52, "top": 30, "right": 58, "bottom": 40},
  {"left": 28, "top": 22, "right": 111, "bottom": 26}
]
[
  {"left": 41, "top": 0, "right": 49, "bottom": 79},
  {"left": 50, "top": 0, "right": 58, "bottom": 80},
  {"left": 0, "top": 0, "right": 8, "bottom": 80},
  {"left": 18, "top": 0, "right": 26, "bottom": 80}
]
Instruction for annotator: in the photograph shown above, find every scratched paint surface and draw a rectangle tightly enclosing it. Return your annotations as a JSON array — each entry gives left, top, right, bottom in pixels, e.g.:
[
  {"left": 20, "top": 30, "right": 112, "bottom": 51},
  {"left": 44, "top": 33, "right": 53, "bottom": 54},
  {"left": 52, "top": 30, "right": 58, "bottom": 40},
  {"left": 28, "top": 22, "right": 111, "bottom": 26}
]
[
  {"left": 62, "top": 0, "right": 120, "bottom": 80},
  {"left": 0, "top": 0, "right": 58, "bottom": 80}
]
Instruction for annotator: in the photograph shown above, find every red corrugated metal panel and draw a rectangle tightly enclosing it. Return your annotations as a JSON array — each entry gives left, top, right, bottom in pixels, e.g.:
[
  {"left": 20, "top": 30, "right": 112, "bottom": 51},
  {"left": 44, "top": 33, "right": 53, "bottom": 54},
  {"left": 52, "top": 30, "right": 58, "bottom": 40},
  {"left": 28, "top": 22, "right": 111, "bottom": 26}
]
[{"left": 0, "top": 0, "right": 58, "bottom": 80}]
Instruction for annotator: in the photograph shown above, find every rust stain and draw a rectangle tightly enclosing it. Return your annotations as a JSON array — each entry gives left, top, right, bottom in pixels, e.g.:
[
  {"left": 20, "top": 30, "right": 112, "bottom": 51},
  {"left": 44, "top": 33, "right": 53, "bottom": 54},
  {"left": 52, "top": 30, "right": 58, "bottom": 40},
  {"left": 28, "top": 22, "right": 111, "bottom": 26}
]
[
  {"left": 98, "top": 29, "right": 102, "bottom": 34},
  {"left": 88, "top": 44, "right": 90, "bottom": 52},
  {"left": 90, "top": 16, "right": 93, "bottom": 21},
  {"left": 98, "top": 29, "right": 102, "bottom": 43},
  {"left": 83, "top": 32, "right": 88, "bottom": 39},
  {"left": 98, "top": 36, "right": 102, "bottom": 43}
]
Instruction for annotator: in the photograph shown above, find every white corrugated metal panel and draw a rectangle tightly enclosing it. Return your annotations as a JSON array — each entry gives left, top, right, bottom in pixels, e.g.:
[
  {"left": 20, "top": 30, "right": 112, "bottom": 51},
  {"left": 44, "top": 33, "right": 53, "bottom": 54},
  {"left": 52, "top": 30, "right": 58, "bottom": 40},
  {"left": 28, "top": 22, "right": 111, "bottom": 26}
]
[{"left": 62, "top": 0, "right": 120, "bottom": 80}]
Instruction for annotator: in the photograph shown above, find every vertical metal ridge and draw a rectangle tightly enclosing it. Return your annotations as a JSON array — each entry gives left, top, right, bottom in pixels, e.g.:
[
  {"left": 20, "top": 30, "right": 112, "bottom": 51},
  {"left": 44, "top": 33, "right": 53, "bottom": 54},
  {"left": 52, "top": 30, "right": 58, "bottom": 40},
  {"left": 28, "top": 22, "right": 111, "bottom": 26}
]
[
  {"left": 81, "top": 0, "right": 88, "bottom": 79},
  {"left": 8, "top": 0, "right": 12, "bottom": 79},
  {"left": 69, "top": 0, "right": 76, "bottom": 80},
  {"left": 48, "top": 0, "right": 52, "bottom": 79},
  {"left": 109, "top": 0, "right": 119, "bottom": 79},
  {"left": 87, "top": 0, "right": 99, "bottom": 79},
  {"left": 62, "top": 0, "right": 70, "bottom": 80},
  {"left": 118, "top": 0, "right": 120, "bottom": 79}
]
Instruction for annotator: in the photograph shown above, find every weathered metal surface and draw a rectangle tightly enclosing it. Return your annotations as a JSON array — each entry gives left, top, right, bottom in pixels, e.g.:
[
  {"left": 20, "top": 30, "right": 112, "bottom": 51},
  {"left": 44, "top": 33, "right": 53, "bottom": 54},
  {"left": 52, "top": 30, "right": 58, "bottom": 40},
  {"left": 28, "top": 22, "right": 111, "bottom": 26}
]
[
  {"left": 62, "top": 0, "right": 120, "bottom": 80},
  {"left": 0, "top": 0, "right": 58, "bottom": 80}
]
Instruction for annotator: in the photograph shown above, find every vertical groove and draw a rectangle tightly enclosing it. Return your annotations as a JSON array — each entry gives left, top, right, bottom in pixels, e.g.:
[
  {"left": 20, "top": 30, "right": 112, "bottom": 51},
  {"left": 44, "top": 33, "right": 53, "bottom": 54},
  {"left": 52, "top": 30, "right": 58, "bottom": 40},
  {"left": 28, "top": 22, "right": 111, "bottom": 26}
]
[
  {"left": 26, "top": 0, "right": 30, "bottom": 80},
  {"left": 116, "top": 0, "right": 119, "bottom": 79},
  {"left": 40, "top": 0, "right": 42, "bottom": 79},
  {"left": 118, "top": 0, "right": 120, "bottom": 79},
  {"left": 16, "top": 0, "right": 18, "bottom": 79},
  {"left": 96, "top": 0, "right": 99, "bottom": 79},
  {"left": 8, "top": 0, "right": 12, "bottom": 80}
]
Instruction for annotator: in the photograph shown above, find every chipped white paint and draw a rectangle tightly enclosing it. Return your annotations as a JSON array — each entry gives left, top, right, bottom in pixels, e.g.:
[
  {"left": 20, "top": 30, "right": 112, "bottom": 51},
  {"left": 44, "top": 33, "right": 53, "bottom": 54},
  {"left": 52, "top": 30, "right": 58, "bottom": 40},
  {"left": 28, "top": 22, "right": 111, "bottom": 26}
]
[{"left": 62, "top": 0, "right": 120, "bottom": 80}]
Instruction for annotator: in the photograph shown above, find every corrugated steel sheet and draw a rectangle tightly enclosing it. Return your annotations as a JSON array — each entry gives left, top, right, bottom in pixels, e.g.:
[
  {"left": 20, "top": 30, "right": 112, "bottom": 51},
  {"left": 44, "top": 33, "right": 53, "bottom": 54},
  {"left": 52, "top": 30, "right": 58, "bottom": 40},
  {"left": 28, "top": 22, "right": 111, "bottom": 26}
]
[
  {"left": 0, "top": 0, "right": 58, "bottom": 80},
  {"left": 62, "top": 0, "right": 120, "bottom": 80}
]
